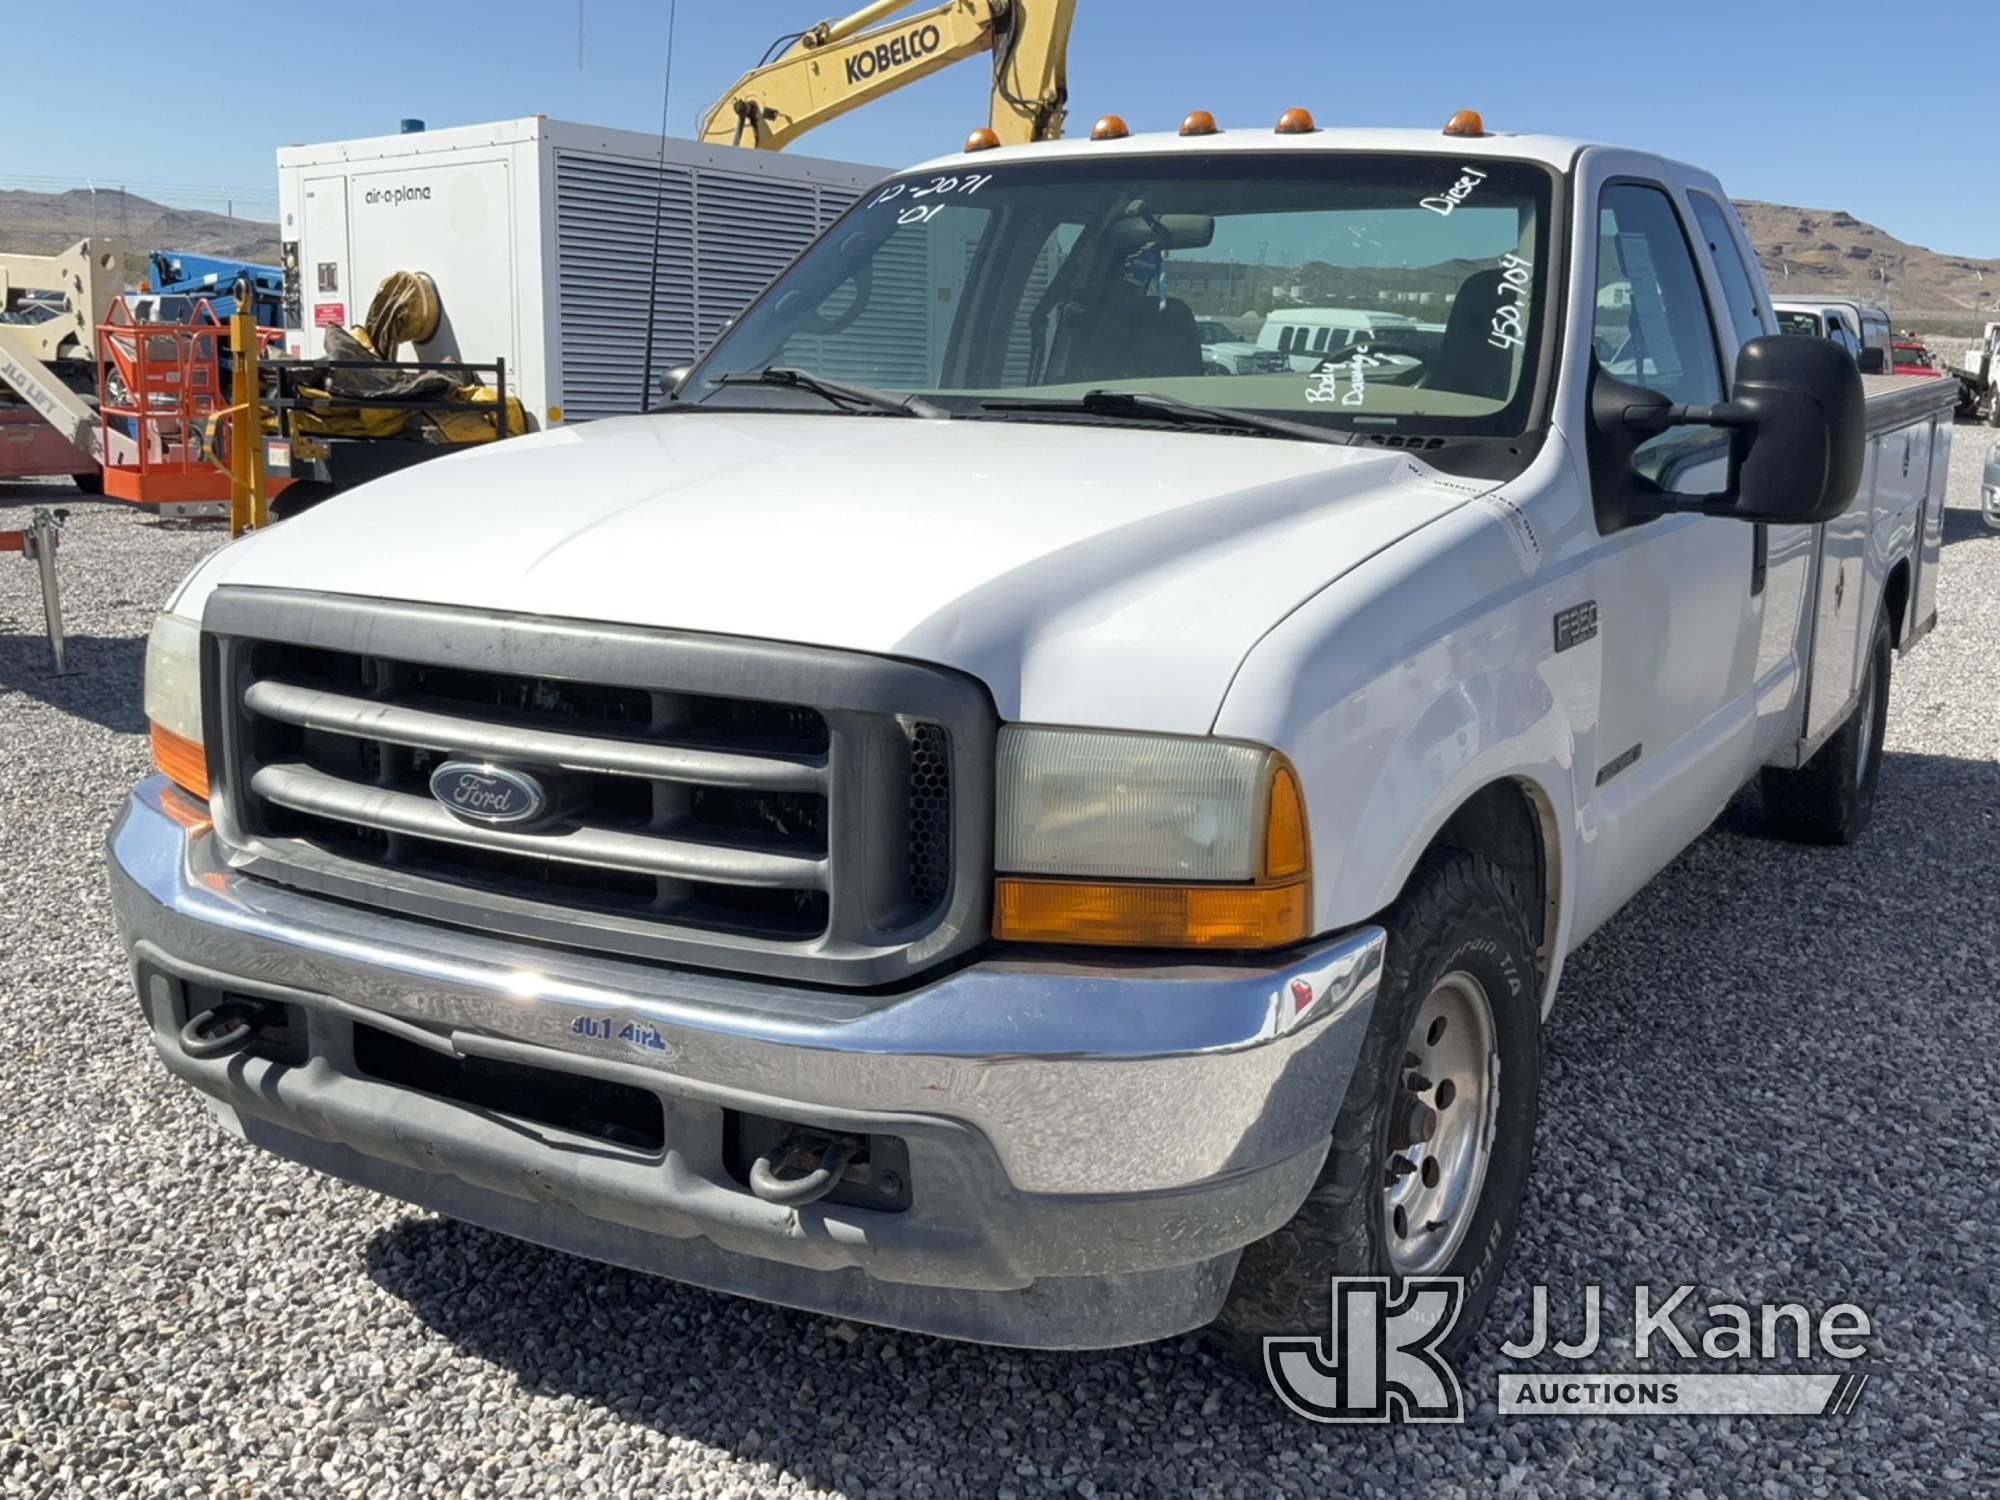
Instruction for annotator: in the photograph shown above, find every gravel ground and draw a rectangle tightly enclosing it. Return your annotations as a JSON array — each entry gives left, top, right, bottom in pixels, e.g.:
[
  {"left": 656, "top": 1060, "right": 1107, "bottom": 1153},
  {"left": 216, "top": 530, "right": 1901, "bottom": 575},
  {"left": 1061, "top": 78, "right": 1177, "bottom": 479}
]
[{"left": 3, "top": 431, "right": 1997, "bottom": 1498}]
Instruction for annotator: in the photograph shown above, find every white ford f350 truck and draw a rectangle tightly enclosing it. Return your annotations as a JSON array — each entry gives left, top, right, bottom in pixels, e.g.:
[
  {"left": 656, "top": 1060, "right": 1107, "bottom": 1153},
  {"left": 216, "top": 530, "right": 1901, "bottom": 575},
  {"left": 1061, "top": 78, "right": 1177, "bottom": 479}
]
[{"left": 112, "top": 113, "right": 1957, "bottom": 1355}]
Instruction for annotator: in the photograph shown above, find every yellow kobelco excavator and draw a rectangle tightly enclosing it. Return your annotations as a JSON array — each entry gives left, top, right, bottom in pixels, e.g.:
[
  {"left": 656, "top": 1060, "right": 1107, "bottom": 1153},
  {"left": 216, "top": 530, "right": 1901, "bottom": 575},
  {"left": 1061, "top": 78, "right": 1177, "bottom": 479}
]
[{"left": 699, "top": 0, "right": 1077, "bottom": 152}]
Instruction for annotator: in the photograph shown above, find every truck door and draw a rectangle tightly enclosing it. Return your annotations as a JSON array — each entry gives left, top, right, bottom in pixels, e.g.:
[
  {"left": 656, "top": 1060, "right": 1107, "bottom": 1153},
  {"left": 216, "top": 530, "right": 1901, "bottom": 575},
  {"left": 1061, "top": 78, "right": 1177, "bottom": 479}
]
[
  {"left": 1685, "top": 190, "right": 1817, "bottom": 760},
  {"left": 1574, "top": 180, "right": 1760, "bottom": 935}
]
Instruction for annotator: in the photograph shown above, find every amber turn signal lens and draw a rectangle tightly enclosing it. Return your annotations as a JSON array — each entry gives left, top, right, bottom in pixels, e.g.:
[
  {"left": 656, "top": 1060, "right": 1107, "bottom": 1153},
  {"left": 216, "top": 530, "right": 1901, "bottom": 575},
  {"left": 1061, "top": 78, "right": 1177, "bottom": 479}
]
[
  {"left": 1090, "top": 115, "right": 1130, "bottom": 141},
  {"left": 1275, "top": 107, "right": 1316, "bottom": 135},
  {"left": 1443, "top": 109, "right": 1486, "bottom": 137},
  {"left": 1264, "top": 764, "right": 1309, "bottom": 880},
  {"left": 1179, "top": 110, "right": 1218, "bottom": 137},
  {"left": 994, "top": 877, "right": 1310, "bottom": 950},
  {"left": 964, "top": 127, "right": 1001, "bottom": 152},
  {"left": 150, "top": 719, "right": 209, "bottom": 800}
]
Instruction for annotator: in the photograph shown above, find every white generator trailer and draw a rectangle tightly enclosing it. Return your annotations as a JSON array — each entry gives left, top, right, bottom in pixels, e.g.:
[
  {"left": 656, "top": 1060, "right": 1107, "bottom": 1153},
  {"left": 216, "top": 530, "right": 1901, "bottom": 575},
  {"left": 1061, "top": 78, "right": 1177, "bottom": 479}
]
[{"left": 276, "top": 118, "right": 884, "bottom": 432}]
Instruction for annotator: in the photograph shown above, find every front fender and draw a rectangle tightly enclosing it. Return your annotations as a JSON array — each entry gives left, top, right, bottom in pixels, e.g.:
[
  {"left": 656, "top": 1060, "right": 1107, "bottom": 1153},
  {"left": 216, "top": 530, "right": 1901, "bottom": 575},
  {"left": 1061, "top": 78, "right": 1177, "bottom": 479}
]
[{"left": 1214, "top": 501, "right": 1590, "bottom": 1013}]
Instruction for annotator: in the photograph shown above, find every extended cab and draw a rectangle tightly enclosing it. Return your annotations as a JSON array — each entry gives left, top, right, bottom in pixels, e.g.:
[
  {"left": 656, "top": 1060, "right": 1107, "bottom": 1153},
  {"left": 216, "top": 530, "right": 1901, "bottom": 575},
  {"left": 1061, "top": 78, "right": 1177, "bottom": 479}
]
[{"left": 111, "top": 116, "right": 1958, "bottom": 1354}]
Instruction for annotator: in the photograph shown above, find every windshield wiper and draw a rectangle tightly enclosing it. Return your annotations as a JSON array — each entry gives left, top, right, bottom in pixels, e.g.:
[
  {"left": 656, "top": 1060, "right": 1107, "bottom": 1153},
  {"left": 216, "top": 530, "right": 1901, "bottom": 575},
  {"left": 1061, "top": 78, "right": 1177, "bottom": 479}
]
[
  {"left": 980, "top": 389, "right": 1354, "bottom": 445},
  {"left": 712, "top": 366, "right": 948, "bottom": 419}
]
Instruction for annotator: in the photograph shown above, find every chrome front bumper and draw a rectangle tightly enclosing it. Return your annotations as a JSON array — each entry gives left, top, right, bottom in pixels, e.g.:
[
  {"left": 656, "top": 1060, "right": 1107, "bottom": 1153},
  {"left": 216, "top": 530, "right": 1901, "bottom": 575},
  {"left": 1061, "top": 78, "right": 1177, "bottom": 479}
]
[{"left": 108, "top": 776, "right": 1385, "bottom": 1348}]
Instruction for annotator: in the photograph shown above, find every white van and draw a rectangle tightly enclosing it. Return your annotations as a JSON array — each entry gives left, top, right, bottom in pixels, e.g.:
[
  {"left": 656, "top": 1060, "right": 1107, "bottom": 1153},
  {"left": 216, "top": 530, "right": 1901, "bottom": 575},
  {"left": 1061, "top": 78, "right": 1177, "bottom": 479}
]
[
  {"left": 1773, "top": 298, "right": 1893, "bottom": 372},
  {"left": 1256, "top": 307, "right": 1423, "bottom": 370}
]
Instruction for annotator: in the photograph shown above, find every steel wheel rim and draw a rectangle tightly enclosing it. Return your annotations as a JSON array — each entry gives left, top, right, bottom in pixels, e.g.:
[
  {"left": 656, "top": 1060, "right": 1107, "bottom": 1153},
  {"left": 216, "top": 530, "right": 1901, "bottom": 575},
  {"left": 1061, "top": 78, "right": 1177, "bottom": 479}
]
[{"left": 1383, "top": 970, "right": 1499, "bottom": 1276}]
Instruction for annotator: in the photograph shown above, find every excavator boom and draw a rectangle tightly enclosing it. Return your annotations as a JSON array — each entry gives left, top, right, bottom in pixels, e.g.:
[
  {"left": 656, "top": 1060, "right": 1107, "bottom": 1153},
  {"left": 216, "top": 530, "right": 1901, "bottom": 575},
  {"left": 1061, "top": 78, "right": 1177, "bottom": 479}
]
[{"left": 699, "top": 0, "right": 1075, "bottom": 152}]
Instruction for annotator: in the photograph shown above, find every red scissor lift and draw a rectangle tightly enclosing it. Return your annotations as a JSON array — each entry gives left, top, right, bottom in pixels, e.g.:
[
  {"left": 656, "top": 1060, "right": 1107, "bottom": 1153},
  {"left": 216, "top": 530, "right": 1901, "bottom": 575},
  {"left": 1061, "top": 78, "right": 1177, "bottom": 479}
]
[{"left": 94, "top": 299, "right": 286, "bottom": 507}]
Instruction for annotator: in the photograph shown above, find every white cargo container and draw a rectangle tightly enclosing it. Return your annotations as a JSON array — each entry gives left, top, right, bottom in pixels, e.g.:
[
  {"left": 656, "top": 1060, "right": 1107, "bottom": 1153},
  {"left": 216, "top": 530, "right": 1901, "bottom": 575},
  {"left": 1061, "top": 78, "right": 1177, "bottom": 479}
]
[{"left": 275, "top": 117, "right": 883, "bottom": 425}]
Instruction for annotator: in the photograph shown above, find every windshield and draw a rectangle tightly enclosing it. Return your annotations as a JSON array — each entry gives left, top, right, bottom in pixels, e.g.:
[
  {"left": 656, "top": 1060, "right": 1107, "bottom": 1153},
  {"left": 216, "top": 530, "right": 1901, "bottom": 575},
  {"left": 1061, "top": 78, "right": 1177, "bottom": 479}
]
[
  {"left": 1777, "top": 310, "right": 1823, "bottom": 337},
  {"left": 684, "top": 152, "right": 1555, "bottom": 438}
]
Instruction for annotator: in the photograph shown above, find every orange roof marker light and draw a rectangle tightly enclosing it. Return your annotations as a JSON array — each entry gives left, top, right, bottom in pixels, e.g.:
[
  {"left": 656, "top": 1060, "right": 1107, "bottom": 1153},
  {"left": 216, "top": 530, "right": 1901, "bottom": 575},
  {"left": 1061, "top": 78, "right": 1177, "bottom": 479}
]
[
  {"left": 1443, "top": 109, "right": 1487, "bottom": 138},
  {"left": 1275, "top": 108, "right": 1317, "bottom": 135},
  {"left": 1180, "top": 110, "right": 1218, "bottom": 137},
  {"left": 964, "top": 127, "right": 1001, "bottom": 152},
  {"left": 1090, "top": 115, "right": 1130, "bottom": 141}
]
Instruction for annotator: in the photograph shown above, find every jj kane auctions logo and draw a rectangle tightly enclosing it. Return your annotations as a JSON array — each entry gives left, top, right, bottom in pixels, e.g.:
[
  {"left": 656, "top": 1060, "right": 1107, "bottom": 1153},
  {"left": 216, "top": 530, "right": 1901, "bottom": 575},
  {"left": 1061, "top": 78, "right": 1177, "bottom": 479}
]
[{"left": 1266, "top": 1279, "right": 1876, "bottom": 1423}]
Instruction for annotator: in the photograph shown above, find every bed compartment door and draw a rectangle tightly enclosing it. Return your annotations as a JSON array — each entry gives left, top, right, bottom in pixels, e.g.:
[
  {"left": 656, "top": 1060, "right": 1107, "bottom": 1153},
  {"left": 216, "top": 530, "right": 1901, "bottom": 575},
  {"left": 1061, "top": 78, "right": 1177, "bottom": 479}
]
[{"left": 1803, "top": 431, "right": 1879, "bottom": 744}]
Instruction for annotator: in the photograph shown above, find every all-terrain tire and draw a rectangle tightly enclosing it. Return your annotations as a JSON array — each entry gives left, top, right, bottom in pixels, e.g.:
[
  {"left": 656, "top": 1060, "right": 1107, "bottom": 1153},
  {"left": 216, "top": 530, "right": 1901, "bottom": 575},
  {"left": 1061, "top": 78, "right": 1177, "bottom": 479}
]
[
  {"left": 1761, "top": 610, "right": 1891, "bottom": 845},
  {"left": 1210, "top": 847, "right": 1542, "bottom": 1366}
]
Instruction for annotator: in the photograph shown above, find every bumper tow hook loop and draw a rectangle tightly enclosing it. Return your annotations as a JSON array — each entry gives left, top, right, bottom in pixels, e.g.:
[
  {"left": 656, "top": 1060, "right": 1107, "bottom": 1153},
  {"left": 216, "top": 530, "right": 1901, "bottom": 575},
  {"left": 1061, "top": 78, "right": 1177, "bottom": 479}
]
[
  {"left": 179, "top": 1000, "right": 280, "bottom": 1060},
  {"left": 748, "top": 1132, "right": 858, "bottom": 1208}
]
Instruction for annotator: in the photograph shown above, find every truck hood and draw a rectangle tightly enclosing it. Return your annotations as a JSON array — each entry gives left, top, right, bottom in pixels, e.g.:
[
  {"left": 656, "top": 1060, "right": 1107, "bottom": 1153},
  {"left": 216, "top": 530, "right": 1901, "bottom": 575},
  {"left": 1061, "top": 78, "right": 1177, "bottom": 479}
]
[{"left": 197, "top": 412, "right": 1483, "bottom": 732}]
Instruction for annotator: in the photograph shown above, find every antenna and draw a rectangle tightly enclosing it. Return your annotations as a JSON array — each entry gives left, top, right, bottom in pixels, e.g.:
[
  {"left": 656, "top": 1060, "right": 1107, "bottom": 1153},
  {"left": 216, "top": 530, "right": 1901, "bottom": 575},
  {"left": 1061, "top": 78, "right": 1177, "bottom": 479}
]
[{"left": 638, "top": 0, "right": 682, "bottom": 414}]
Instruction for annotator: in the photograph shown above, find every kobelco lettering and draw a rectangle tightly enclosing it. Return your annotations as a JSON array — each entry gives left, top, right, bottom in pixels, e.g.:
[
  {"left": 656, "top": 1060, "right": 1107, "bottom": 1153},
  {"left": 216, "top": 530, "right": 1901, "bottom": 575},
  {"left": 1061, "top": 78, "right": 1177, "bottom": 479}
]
[{"left": 845, "top": 23, "right": 942, "bottom": 84}]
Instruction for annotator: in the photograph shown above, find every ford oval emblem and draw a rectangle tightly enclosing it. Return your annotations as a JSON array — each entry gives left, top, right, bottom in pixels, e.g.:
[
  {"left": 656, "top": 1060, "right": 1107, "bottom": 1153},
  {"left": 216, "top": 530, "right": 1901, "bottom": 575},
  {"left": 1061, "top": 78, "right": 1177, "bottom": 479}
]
[{"left": 430, "top": 761, "right": 549, "bottom": 826}]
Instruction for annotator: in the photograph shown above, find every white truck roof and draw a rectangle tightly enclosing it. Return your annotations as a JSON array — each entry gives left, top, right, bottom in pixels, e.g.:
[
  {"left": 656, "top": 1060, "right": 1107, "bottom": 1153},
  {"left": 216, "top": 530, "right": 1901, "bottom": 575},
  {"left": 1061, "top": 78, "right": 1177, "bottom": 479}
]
[{"left": 908, "top": 124, "right": 1682, "bottom": 177}]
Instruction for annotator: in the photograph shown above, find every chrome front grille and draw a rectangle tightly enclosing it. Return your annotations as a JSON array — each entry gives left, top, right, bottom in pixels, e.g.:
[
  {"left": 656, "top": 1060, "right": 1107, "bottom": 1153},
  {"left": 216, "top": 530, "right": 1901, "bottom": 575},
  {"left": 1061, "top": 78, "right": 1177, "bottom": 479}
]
[{"left": 203, "top": 590, "right": 995, "bottom": 987}]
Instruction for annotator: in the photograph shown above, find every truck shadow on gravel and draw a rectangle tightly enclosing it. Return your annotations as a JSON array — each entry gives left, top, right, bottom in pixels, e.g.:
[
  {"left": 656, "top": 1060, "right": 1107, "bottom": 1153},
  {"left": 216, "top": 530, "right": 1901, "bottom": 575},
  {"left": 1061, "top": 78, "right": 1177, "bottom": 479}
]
[
  {"left": 0, "top": 635, "right": 147, "bottom": 733},
  {"left": 361, "top": 1216, "right": 1396, "bottom": 1490},
  {"left": 1940, "top": 504, "right": 1996, "bottom": 548},
  {"left": 359, "top": 746, "right": 1998, "bottom": 1486}
]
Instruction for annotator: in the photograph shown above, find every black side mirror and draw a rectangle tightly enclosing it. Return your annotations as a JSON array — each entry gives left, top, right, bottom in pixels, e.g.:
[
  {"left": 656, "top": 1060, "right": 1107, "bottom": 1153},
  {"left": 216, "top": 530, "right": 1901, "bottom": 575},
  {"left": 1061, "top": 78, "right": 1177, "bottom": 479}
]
[
  {"left": 1856, "top": 346, "right": 1887, "bottom": 375},
  {"left": 1588, "top": 334, "right": 1864, "bottom": 533}
]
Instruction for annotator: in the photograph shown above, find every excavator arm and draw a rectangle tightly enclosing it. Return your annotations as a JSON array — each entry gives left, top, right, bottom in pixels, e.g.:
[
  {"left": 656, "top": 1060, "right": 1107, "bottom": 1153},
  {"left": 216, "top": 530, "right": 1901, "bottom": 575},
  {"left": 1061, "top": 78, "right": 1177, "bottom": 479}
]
[{"left": 699, "top": 0, "right": 1075, "bottom": 152}]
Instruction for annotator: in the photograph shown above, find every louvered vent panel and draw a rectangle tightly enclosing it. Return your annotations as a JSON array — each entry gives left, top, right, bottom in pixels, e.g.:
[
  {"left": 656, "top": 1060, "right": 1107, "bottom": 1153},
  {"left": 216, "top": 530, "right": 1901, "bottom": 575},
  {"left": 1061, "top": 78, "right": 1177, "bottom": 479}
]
[
  {"left": 693, "top": 174, "right": 821, "bottom": 346},
  {"left": 999, "top": 239, "right": 1067, "bottom": 386},
  {"left": 554, "top": 151, "right": 697, "bottom": 420},
  {"left": 784, "top": 229, "right": 936, "bottom": 388},
  {"left": 817, "top": 185, "right": 863, "bottom": 227}
]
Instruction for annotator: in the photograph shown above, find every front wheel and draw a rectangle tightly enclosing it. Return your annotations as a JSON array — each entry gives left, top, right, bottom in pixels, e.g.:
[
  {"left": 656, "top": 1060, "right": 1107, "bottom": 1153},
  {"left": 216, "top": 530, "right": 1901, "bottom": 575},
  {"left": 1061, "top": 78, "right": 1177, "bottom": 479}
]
[
  {"left": 1211, "top": 848, "right": 1541, "bottom": 1363},
  {"left": 1761, "top": 611, "right": 1891, "bottom": 845}
]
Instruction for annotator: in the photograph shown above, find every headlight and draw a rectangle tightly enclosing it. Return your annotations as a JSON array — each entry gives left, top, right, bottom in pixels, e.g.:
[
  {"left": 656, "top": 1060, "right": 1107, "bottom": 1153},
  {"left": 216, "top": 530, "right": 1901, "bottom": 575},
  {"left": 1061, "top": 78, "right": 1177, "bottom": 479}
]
[
  {"left": 145, "top": 610, "right": 208, "bottom": 798},
  {"left": 992, "top": 726, "right": 1310, "bottom": 949}
]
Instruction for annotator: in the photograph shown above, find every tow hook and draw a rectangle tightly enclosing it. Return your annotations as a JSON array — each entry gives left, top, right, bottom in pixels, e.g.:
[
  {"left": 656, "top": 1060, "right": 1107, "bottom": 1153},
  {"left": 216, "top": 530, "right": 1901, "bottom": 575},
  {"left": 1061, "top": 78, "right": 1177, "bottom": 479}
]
[
  {"left": 747, "top": 1130, "right": 861, "bottom": 1208},
  {"left": 179, "top": 999, "right": 285, "bottom": 1060}
]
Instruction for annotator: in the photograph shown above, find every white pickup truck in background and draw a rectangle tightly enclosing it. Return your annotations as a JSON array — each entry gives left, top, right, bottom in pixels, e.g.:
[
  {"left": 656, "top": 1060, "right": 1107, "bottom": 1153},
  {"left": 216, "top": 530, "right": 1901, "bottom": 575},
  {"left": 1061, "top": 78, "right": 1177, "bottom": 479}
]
[{"left": 112, "top": 114, "right": 1958, "bottom": 1357}]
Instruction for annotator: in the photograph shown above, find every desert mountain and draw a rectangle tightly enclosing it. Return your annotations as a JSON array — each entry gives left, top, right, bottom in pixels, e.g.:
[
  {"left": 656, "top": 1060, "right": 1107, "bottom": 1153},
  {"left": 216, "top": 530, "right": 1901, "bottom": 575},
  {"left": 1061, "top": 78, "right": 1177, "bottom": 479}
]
[
  {"left": 1733, "top": 200, "right": 1998, "bottom": 330},
  {"left": 0, "top": 188, "right": 280, "bottom": 265},
  {"left": 2, "top": 186, "right": 1994, "bottom": 330}
]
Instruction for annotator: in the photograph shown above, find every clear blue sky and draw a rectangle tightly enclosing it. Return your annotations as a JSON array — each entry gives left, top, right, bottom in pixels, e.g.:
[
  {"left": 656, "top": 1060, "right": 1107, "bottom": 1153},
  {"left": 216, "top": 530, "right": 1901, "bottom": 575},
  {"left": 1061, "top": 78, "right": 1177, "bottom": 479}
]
[{"left": 7, "top": 0, "right": 1996, "bottom": 256}]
